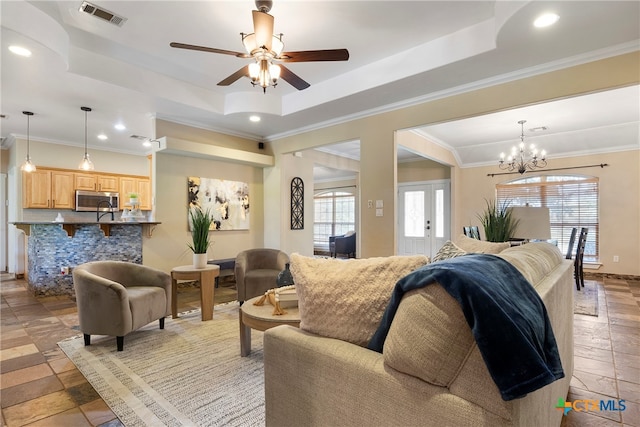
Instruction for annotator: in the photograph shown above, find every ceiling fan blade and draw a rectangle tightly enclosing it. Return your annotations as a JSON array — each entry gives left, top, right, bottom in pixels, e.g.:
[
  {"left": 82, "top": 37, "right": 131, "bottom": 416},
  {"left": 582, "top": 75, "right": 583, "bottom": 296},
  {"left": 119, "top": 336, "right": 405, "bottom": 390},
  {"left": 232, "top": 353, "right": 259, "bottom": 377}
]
[
  {"left": 278, "top": 49, "right": 349, "bottom": 62},
  {"left": 252, "top": 10, "right": 274, "bottom": 50},
  {"left": 170, "top": 42, "right": 249, "bottom": 58},
  {"left": 279, "top": 65, "right": 310, "bottom": 90},
  {"left": 217, "top": 65, "right": 250, "bottom": 86}
]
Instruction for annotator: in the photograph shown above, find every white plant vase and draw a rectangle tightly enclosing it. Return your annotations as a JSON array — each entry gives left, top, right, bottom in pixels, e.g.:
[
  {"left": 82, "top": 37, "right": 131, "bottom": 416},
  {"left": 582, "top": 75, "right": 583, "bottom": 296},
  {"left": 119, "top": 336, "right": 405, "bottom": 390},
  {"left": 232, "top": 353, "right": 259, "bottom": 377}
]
[{"left": 193, "top": 253, "right": 208, "bottom": 269}]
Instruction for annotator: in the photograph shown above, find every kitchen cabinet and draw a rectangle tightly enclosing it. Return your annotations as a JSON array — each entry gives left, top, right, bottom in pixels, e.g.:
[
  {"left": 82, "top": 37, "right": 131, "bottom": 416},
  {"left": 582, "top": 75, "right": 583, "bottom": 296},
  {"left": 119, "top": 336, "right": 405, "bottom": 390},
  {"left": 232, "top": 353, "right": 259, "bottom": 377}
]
[
  {"left": 120, "top": 177, "right": 151, "bottom": 210},
  {"left": 22, "top": 167, "right": 149, "bottom": 210},
  {"left": 99, "top": 175, "right": 120, "bottom": 192},
  {"left": 75, "top": 173, "right": 119, "bottom": 192},
  {"left": 23, "top": 170, "right": 74, "bottom": 209}
]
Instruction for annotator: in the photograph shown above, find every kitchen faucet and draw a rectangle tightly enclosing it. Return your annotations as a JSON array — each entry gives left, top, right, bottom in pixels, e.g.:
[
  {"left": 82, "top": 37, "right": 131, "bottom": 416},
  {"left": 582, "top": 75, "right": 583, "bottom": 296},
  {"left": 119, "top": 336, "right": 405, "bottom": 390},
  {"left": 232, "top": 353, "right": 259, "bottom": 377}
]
[{"left": 96, "top": 200, "right": 114, "bottom": 222}]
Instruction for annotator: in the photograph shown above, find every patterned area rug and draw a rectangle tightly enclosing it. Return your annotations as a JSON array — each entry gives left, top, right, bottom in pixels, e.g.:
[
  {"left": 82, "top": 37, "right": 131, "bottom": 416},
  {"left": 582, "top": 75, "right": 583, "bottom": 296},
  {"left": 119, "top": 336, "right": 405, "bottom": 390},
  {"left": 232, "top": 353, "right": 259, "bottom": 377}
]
[
  {"left": 574, "top": 281, "right": 599, "bottom": 316},
  {"left": 58, "top": 303, "right": 264, "bottom": 427}
]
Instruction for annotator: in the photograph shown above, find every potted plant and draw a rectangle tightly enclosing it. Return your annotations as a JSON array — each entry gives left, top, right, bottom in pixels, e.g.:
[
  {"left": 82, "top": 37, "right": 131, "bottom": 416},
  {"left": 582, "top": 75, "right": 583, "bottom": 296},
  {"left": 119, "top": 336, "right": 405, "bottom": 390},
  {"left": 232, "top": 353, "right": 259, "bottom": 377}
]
[
  {"left": 128, "top": 192, "right": 139, "bottom": 206},
  {"left": 477, "top": 199, "right": 519, "bottom": 242},
  {"left": 187, "top": 206, "right": 213, "bottom": 268}
]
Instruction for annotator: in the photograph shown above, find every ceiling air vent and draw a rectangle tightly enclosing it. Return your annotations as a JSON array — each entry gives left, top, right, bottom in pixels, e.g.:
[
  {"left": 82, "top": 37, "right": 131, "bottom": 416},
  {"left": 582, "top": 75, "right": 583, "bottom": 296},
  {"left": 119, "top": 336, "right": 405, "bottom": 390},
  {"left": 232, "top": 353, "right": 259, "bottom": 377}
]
[
  {"left": 79, "top": 1, "right": 127, "bottom": 27},
  {"left": 130, "top": 135, "right": 147, "bottom": 140}
]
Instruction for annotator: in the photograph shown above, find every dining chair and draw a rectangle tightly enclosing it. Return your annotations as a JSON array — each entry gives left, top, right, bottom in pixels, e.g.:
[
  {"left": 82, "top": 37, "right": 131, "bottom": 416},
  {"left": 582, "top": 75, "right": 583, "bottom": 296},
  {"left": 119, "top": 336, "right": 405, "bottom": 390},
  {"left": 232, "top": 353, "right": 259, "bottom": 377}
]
[
  {"left": 463, "top": 226, "right": 481, "bottom": 240},
  {"left": 565, "top": 227, "right": 578, "bottom": 259},
  {"left": 574, "top": 228, "right": 588, "bottom": 290}
]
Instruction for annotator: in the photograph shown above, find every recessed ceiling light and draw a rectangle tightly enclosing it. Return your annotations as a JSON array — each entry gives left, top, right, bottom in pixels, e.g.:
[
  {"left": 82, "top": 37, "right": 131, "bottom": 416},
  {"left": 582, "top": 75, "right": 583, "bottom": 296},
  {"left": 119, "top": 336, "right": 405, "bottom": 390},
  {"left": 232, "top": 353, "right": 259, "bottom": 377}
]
[
  {"left": 534, "top": 13, "right": 559, "bottom": 28},
  {"left": 9, "top": 45, "right": 32, "bottom": 57},
  {"left": 114, "top": 123, "right": 126, "bottom": 131},
  {"left": 249, "top": 115, "right": 261, "bottom": 122},
  {"left": 143, "top": 140, "right": 152, "bottom": 147},
  {"left": 97, "top": 134, "right": 108, "bottom": 141}
]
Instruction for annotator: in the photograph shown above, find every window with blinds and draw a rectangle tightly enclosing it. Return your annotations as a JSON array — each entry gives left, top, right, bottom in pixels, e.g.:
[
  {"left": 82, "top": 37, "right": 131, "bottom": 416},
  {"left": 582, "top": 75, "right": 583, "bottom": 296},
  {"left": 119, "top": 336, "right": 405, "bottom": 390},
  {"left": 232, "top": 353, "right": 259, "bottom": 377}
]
[
  {"left": 496, "top": 175, "right": 599, "bottom": 261},
  {"left": 313, "top": 191, "right": 355, "bottom": 249}
]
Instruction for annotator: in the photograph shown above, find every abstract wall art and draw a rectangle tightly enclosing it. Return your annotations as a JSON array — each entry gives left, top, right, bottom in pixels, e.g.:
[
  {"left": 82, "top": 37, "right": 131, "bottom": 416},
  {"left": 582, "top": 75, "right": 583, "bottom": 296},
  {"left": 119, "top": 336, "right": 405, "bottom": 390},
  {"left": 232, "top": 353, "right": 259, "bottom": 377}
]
[{"left": 188, "top": 176, "right": 250, "bottom": 230}]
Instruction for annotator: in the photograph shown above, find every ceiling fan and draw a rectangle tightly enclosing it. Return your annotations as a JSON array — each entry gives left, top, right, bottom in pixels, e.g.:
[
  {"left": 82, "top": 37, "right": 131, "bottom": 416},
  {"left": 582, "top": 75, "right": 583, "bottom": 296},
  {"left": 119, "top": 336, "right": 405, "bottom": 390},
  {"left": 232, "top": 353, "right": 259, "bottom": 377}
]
[{"left": 170, "top": 0, "right": 349, "bottom": 93}]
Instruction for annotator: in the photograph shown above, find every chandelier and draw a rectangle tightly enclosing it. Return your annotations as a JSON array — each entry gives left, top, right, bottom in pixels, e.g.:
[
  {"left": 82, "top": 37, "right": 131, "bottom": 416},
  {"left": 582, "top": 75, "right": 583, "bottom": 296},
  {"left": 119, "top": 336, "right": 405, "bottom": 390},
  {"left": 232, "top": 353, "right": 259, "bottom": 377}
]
[{"left": 499, "top": 120, "right": 547, "bottom": 174}]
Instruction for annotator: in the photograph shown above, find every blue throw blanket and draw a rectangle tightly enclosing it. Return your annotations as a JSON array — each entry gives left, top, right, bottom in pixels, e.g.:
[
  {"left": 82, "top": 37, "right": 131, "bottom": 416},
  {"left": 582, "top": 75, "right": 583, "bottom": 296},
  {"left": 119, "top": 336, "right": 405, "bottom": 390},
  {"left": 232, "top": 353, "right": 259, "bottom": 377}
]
[{"left": 367, "top": 254, "right": 564, "bottom": 401}]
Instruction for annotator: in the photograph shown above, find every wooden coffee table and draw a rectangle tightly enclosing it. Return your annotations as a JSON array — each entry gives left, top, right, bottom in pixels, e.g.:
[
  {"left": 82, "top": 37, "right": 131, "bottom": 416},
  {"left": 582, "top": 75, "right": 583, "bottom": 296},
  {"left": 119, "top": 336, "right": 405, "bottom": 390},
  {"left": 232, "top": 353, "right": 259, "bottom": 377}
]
[{"left": 240, "top": 295, "right": 300, "bottom": 357}]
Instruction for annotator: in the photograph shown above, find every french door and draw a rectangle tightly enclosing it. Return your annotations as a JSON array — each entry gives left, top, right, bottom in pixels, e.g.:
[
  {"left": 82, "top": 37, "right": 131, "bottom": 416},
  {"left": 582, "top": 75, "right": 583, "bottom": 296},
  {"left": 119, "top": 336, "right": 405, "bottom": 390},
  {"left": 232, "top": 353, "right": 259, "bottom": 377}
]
[{"left": 397, "top": 180, "right": 450, "bottom": 259}]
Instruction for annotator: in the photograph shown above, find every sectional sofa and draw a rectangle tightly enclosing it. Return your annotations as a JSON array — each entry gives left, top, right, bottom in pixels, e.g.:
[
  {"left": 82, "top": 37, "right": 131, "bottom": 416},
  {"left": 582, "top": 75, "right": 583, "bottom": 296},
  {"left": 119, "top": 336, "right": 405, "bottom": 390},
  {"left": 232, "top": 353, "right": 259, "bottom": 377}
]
[{"left": 264, "top": 239, "right": 573, "bottom": 427}]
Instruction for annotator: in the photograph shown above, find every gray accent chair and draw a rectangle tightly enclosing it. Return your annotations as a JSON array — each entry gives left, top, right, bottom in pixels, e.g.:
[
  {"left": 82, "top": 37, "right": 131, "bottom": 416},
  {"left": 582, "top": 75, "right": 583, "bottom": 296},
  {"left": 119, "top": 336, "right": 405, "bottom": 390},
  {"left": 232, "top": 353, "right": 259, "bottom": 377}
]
[
  {"left": 329, "top": 231, "right": 356, "bottom": 258},
  {"left": 235, "top": 249, "right": 289, "bottom": 303},
  {"left": 72, "top": 261, "right": 171, "bottom": 351}
]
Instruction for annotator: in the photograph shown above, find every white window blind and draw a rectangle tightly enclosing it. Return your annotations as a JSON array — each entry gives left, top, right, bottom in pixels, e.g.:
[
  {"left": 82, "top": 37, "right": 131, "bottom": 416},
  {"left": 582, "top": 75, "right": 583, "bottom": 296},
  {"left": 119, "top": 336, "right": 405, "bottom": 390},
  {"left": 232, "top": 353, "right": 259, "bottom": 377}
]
[
  {"left": 496, "top": 175, "right": 599, "bottom": 260},
  {"left": 313, "top": 191, "right": 355, "bottom": 248}
]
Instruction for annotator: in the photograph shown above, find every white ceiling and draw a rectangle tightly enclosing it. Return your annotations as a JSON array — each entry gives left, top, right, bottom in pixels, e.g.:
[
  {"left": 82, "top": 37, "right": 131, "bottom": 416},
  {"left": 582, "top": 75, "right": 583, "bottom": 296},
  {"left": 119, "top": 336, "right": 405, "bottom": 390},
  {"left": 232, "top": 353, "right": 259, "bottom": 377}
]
[{"left": 1, "top": 1, "right": 639, "bottom": 175}]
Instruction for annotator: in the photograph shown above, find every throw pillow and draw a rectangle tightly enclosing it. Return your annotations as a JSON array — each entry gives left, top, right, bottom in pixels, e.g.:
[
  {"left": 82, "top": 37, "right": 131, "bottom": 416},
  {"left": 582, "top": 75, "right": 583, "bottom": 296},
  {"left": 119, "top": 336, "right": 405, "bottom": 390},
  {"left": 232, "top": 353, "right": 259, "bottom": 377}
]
[
  {"left": 454, "top": 233, "right": 510, "bottom": 254},
  {"left": 290, "top": 253, "right": 429, "bottom": 347},
  {"left": 431, "top": 240, "right": 467, "bottom": 262}
]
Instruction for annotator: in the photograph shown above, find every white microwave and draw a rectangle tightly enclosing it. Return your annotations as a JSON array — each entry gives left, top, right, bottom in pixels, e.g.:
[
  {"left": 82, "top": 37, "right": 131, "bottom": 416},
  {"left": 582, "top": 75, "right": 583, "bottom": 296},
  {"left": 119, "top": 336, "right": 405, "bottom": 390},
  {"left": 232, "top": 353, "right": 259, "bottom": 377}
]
[{"left": 75, "top": 190, "right": 120, "bottom": 212}]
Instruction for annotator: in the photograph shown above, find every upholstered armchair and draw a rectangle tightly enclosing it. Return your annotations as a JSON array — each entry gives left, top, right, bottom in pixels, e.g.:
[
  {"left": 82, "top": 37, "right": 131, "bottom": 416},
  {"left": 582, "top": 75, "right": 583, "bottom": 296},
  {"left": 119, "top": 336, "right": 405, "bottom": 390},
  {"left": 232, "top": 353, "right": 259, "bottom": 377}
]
[
  {"left": 235, "top": 249, "right": 289, "bottom": 303},
  {"left": 72, "top": 261, "right": 171, "bottom": 351},
  {"left": 329, "top": 231, "right": 356, "bottom": 258}
]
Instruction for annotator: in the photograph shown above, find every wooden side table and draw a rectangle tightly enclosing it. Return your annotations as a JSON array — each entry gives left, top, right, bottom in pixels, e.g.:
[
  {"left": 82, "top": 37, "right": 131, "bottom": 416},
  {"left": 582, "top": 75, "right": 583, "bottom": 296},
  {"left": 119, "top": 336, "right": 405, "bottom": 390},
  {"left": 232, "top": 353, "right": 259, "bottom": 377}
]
[
  {"left": 240, "top": 295, "right": 300, "bottom": 356},
  {"left": 171, "top": 265, "right": 220, "bottom": 321}
]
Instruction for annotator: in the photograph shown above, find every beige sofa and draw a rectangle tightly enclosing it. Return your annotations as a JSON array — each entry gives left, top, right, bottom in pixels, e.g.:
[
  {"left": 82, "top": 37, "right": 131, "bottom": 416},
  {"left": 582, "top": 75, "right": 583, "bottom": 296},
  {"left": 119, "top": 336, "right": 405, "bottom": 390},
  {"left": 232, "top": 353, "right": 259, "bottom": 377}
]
[{"left": 264, "top": 243, "right": 574, "bottom": 427}]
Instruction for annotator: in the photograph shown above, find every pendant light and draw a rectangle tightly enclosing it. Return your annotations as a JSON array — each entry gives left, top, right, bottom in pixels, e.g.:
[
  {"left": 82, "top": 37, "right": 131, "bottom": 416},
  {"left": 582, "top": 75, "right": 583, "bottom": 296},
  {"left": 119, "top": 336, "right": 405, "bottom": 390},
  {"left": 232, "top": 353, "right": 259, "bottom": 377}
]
[
  {"left": 20, "top": 111, "right": 36, "bottom": 172},
  {"left": 78, "top": 106, "right": 94, "bottom": 171}
]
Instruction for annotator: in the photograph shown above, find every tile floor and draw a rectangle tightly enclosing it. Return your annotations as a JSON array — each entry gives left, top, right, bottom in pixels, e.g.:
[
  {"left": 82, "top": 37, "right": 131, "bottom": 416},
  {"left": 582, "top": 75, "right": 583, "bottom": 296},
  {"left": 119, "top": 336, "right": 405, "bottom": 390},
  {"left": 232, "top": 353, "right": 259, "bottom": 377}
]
[
  {"left": 1, "top": 274, "right": 639, "bottom": 427},
  {"left": 1, "top": 274, "right": 236, "bottom": 427}
]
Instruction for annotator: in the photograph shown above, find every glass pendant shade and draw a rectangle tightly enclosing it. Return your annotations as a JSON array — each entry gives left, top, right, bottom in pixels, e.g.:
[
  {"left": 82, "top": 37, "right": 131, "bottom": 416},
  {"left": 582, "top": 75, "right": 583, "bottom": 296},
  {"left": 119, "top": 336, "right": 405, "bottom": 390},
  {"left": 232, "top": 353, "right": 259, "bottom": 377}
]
[
  {"left": 20, "top": 111, "right": 36, "bottom": 172},
  {"left": 78, "top": 106, "right": 95, "bottom": 171},
  {"left": 21, "top": 155, "right": 36, "bottom": 172},
  {"left": 79, "top": 154, "right": 94, "bottom": 171}
]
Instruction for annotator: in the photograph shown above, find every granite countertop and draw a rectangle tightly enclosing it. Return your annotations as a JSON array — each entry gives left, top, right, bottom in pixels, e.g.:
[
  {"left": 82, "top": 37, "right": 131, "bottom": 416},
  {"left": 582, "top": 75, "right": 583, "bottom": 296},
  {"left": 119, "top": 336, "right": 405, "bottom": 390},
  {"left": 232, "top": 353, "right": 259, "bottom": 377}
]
[{"left": 11, "top": 221, "right": 161, "bottom": 225}]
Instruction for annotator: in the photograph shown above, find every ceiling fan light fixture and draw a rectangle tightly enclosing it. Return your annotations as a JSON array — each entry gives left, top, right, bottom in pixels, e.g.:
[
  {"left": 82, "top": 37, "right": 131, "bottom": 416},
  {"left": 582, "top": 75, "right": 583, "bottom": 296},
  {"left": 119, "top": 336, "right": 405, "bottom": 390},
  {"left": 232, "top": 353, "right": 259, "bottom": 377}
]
[
  {"left": 249, "top": 61, "right": 260, "bottom": 79},
  {"left": 271, "top": 35, "right": 284, "bottom": 56},
  {"left": 242, "top": 33, "right": 257, "bottom": 54},
  {"left": 269, "top": 63, "right": 281, "bottom": 82},
  {"left": 249, "top": 59, "right": 279, "bottom": 92}
]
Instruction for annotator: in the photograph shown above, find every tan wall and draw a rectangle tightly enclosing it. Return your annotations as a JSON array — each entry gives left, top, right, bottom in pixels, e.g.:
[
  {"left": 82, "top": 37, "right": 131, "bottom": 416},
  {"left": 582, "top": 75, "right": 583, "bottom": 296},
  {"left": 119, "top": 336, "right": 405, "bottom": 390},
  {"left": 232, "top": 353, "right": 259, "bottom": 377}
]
[
  {"left": 146, "top": 152, "right": 265, "bottom": 273},
  {"left": 1, "top": 149, "right": 9, "bottom": 173},
  {"left": 398, "top": 160, "right": 451, "bottom": 183},
  {"left": 11, "top": 139, "right": 149, "bottom": 175},
  {"left": 156, "top": 120, "right": 266, "bottom": 154},
  {"left": 270, "top": 52, "right": 639, "bottom": 269},
  {"left": 457, "top": 150, "right": 640, "bottom": 276}
]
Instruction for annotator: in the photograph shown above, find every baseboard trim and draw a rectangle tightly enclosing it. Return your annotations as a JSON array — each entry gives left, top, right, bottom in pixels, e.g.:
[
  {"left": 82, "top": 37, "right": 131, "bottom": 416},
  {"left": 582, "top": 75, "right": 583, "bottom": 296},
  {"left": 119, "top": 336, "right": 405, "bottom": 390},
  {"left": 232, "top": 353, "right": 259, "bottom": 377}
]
[{"left": 585, "top": 272, "right": 640, "bottom": 281}]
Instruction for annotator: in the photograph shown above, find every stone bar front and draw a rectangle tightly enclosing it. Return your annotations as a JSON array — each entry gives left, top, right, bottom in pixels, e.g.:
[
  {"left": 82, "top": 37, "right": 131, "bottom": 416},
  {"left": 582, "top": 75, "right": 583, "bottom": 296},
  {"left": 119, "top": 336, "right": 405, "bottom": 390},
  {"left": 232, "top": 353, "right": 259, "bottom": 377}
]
[{"left": 12, "top": 222, "right": 160, "bottom": 296}]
